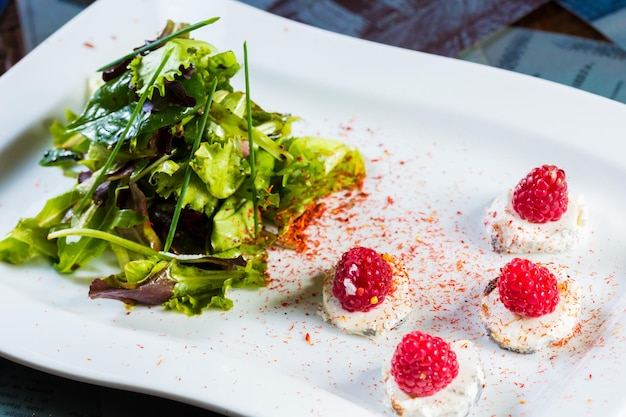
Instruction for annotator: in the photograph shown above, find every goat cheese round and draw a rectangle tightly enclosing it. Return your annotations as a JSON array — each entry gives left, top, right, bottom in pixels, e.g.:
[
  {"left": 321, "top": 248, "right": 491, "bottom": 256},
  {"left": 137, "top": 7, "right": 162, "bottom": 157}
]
[
  {"left": 382, "top": 339, "right": 484, "bottom": 417},
  {"left": 484, "top": 190, "right": 587, "bottom": 253},
  {"left": 481, "top": 270, "right": 582, "bottom": 354},
  {"left": 320, "top": 254, "right": 412, "bottom": 337}
]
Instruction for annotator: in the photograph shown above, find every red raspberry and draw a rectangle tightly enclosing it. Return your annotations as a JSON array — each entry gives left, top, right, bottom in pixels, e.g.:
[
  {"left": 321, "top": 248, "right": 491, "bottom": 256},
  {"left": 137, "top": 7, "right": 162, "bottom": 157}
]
[
  {"left": 497, "top": 258, "right": 560, "bottom": 318},
  {"left": 331, "top": 247, "right": 392, "bottom": 312},
  {"left": 512, "top": 164, "right": 568, "bottom": 223},
  {"left": 390, "top": 331, "right": 459, "bottom": 397}
]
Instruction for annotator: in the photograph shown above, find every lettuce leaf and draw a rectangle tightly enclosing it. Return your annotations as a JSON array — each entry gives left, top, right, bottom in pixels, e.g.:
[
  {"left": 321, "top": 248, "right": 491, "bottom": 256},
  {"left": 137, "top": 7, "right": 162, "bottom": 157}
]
[
  {"left": 149, "top": 160, "right": 219, "bottom": 215},
  {"left": 88, "top": 257, "right": 257, "bottom": 315},
  {"left": 191, "top": 140, "right": 249, "bottom": 199},
  {"left": 274, "top": 136, "right": 366, "bottom": 234}
]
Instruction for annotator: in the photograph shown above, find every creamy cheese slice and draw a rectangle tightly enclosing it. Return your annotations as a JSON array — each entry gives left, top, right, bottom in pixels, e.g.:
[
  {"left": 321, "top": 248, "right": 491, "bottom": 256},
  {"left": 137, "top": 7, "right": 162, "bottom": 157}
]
[
  {"left": 481, "top": 271, "right": 582, "bottom": 354},
  {"left": 382, "top": 340, "right": 484, "bottom": 417},
  {"left": 484, "top": 190, "right": 587, "bottom": 253},
  {"left": 319, "top": 254, "right": 412, "bottom": 337}
]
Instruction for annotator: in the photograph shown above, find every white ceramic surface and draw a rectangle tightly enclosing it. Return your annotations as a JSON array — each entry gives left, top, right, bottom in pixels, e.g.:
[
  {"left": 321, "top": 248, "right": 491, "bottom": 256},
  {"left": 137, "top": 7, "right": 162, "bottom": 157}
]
[{"left": 1, "top": 1, "right": 625, "bottom": 416}]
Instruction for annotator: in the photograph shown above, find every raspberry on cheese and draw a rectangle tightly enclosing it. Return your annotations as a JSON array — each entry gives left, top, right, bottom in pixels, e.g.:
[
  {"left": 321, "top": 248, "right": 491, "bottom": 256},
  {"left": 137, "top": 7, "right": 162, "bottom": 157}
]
[
  {"left": 320, "top": 247, "right": 412, "bottom": 337},
  {"left": 484, "top": 164, "right": 587, "bottom": 253},
  {"left": 481, "top": 258, "right": 582, "bottom": 354},
  {"left": 382, "top": 332, "right": 484, "bottom": 417}
]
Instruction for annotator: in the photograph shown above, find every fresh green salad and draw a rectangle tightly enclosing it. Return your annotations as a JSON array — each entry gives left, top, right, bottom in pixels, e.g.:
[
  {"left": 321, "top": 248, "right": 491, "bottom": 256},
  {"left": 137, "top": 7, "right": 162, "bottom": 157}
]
[{"left": 0, "top": 19, "right": 365, "bottom": 315}]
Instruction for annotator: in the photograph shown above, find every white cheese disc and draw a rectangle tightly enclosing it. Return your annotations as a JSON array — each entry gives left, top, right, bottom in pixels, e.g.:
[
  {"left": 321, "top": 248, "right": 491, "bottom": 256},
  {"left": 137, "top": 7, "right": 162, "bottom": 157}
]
[
  {"left": 319, "top": 254, "right": 413, "bottom": 337},
  {"left": 481, "top": 271, "right": 582, "bottom": 354},
  {"left": 382, "top": 339, "right": 484, "bottom": 417},
  {"left": 483, "top": 190, "right": 587, "bottom": 253}
]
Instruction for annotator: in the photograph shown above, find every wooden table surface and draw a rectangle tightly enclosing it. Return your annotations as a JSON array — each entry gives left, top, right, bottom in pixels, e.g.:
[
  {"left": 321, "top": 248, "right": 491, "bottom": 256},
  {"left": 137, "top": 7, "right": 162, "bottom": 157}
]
[
  {"left": 0, "top": 0, "right": 611, "bottom": 76},
  {"left": 514, "top": 1, "right": 608, "bottom": 41}
]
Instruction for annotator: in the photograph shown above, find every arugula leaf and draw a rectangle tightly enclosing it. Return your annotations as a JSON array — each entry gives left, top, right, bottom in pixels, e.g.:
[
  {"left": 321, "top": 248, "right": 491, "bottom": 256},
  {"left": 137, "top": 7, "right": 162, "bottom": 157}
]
[
  {"left": 65, "top": 72, "right": 138, "bottom": 147},
  {"left": 0, "top": 218, "right": 58, "bottom": 263},
  {"left": 55, "top": 198, "right": 119, "bottom": 273},
  {"left": 0, "top": 189, "right": 82, "bottom": 263},
  {"left": 39, "top": 148, "right": 81, "bottom": 167},
  {"left": 65, "top": 71, "right": 205, "bottom": 149}
]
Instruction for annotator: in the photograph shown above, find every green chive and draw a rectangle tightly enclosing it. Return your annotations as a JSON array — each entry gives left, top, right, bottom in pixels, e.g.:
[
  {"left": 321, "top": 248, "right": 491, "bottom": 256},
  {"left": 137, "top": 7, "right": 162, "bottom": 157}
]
[
  {"left": 48, "top": 228, "right": 165, "bottom": 259},
  {"left": 244, "top": 41, "right": 259, "bottom": 238},
  {"left": 163, "top": 77, "right": 218, "bottom": 253}
]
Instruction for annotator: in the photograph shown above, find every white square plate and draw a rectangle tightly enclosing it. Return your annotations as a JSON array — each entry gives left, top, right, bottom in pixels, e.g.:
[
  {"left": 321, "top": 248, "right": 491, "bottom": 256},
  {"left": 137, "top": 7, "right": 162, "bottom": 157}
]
[{"left": 1, "top": 0, "right": 625, "bottom": 416}]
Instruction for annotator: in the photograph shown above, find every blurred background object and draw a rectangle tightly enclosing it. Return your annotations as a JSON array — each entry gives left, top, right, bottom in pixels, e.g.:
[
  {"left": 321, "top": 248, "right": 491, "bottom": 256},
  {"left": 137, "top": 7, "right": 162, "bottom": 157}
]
[
  {"left": 16, "top": 0, "right": 89, "bottom": 51},
  {"left": 0, "top": 0, "right": 22, "bottom": 74},
  {"left": 0, "top": 0, "right": 91, "bottom": 74},
  {"left": 241, "top": 0, "right": 551, "bottom": 56},
  {"left": 0, "top": 0, "right": 610, "bottom": 76}
]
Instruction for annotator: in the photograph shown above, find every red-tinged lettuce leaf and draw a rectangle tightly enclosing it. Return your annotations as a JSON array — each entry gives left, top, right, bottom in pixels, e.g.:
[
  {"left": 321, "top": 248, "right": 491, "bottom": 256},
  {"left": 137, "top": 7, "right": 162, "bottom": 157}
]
[
  {"left": 117, "top": 182, "right": 163, "bottom": 251},
  {"left": 89, "top": 259, "right": 252, "bottom": 315},
  {"left": 89, "top": 265, "right": 175, "bottom": 306}
]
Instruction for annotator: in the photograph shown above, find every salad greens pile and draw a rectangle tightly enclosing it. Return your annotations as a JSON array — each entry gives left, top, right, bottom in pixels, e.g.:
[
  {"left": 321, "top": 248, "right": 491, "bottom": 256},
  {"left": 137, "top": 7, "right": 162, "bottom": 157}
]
[{"left": 0, "top": 19, "right": 365, "bottom": 315}]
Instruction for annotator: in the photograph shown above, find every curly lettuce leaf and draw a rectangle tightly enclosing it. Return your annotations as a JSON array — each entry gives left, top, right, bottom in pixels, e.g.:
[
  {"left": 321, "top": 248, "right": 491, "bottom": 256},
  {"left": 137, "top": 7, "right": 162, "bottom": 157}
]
[
  {"left": 130, "top": 38, "right": 218, "bottom": 98},
  {"left": 211, "top": 193, "right": 256, "bottom": 253},
  {"left": 148, "top": 159, "right": 219, "bottom": 215},
  {"left": 190, "top": 140, "right": 249, "bottom": 200},
  {"left": 211, "top": 91, "right": 294, "bottom": 160},
  {"left": 275, "top": 136, "right": 366, "bottom": 232}
]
